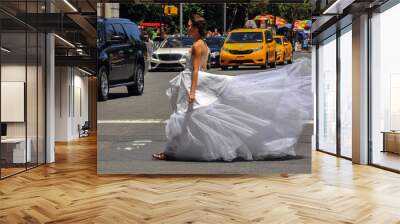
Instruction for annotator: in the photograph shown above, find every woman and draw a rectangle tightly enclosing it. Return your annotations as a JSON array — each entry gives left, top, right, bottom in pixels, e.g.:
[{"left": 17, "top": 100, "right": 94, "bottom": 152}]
[{"left": 152, "top": 14, "right": 312, "bottom": 162}]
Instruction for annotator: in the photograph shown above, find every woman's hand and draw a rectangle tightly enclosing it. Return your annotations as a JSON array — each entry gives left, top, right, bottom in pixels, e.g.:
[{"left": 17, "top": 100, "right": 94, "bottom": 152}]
[{"left": 188, "top": 92, "right": 196, "bottom": 104}]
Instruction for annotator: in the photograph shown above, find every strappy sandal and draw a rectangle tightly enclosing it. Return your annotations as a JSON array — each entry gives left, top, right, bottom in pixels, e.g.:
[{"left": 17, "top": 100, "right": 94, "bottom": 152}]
[
  {"left": 280, "top": 173, "right": 289, "bottom": 178},
  {"left": 152, "top": 152, "right": 167, "bottom": 160}
]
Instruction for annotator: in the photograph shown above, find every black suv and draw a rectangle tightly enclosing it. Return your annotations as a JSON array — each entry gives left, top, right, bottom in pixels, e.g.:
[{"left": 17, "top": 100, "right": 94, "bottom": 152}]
[{"left": 97, "top": 18, "right": 148, "bottom": 101}]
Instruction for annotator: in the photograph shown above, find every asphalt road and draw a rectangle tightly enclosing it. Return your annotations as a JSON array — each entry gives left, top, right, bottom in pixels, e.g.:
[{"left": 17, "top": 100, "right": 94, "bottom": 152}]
[
  {"left": 98, "top": 51, "right": 311, "bottom": 121},
  {"left": 97, "top": 51, "right": 312, "bottom": 174}
]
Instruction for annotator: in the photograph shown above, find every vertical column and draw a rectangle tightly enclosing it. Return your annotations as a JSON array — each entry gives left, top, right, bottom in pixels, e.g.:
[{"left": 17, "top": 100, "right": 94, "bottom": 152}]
[
  {"left": 0, "top": 17, "right": 2, "bottom": 179},
  {"left": 312, "top": 45, "right": 317, "bottom": 150},
  {"left": 180, "top": 3, "right": 183, "bottom": 35},
  {"left": 223, "top": 3, "right": 227, "bottom": 33},
  {"left": 352, "top": 14, "right": 369, "bottom": 164},
  {"left": 88, "top": 76, "right": 97, "bottom": 132},
  {"left": 336, "top": 28, "right": 341, "bottom": 156},
  {"left": 97, "top": 3, "right": 106, "bottom": 19},
  {"left": 46, "top": 0, "right": 55, "bottom": 163}
]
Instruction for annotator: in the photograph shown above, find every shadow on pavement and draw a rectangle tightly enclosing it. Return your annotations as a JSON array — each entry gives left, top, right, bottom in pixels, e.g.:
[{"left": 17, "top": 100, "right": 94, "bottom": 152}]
[
  {"left": 218, "top": 65, "right": 286, "bottom": 71},
  {"left": 108, "top": 92, "right": 132, "bottom": 100}
]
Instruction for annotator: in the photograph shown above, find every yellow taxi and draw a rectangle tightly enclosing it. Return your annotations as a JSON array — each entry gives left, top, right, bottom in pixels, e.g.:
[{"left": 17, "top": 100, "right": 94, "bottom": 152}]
[
  {"left": 274, "top": 35, "right": 293, "bottom": 64},
  {"left": 220, "top": 28, "right": 277, "bottom": 70}
]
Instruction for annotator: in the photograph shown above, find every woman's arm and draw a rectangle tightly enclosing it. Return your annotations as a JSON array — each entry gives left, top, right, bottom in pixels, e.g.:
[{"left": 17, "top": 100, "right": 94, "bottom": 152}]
[{"left": 188, "top": 42, "right": 202, "bottom": 104}]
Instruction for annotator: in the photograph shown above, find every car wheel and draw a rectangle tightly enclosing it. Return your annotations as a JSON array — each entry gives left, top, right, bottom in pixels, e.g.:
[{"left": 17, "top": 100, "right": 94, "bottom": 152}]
[
  {"left": 221, "top": 66, "right": 228, "bottom": 70},
  {"left": 261, "top": 53, "right": 268, "bottom": 69},
  {"left": 288, "top": 54, "right": 293, "bottom": 64},
  {"left": 269, "top": 53, "right": 277, "bottom": 68},
  {"left": 127, "top": 64, "right": 144, "bottom": 96},
  {"left": 233, "top": 65, "right": 239, "bottom": 70},
  {"left": 97, "top": 66, "right": 109, "bottom": 101}
]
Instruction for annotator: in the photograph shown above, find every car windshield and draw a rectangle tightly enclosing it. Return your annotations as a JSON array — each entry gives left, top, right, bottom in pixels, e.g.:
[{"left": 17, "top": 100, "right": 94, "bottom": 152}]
[
  {"left": 205, "top": 38, "right": 224, "bottom": 48},
  {"left": 274, "top": 38, "right": 282, "bottom": 44},
  {"left": 226, "top": 32, "right": 263, "bottom": 43},
  {"left": 161, "top": 37, "right": 193, "bottom": 48}
]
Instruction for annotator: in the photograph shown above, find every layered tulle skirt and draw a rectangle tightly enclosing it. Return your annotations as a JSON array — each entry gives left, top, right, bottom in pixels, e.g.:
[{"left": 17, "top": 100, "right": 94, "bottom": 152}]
[{"left": 164, "top": 58, "right": 313, "bottom": 161}]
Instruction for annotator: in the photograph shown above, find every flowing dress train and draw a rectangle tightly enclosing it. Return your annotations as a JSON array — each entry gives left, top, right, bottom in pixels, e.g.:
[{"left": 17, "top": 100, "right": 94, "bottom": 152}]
[{"left": 164, "top": 52, "right": 313, "bottom": 161}]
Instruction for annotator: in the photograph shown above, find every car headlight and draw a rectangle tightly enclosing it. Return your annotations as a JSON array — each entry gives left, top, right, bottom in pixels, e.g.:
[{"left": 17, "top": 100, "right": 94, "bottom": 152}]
[
  {"left": 211, "top": 51, "right": 220, "bottom": 57},
  {"left": 222, "top": 47, "right": 229, "bottom": 52},
  {"left": 151, "top": 53, "right": 158, "bottom": 59},
  {"left": 253, "top": 46, "right": 263, "bottom": 52}
]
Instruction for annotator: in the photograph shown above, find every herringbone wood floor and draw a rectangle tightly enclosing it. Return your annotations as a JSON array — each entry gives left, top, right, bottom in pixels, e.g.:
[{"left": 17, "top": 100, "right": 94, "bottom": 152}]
[{"left": 1, "top": 134, "right": 400, "bottom": 224}]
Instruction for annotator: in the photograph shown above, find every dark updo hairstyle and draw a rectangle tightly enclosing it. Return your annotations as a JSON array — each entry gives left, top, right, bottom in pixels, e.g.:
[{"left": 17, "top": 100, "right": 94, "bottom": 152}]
[{"left": 189, "top": 14, "right": 207, "bottom": 38}]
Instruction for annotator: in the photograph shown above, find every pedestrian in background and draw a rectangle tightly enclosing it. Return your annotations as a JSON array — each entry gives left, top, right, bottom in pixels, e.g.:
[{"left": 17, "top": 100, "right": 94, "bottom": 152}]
[
  {"left": 148, "top": 29, "right": 155, "bottom": 40},
  {"left": 244, "top": 14, "right": 257, "bottom": 29},
  {"left": 213, "top": 28, "right": 221, "bottom": 36},
  {"left": 144, "top": 34, "right": 153, "bottom": 56},
  {"left": 173, "top": 29, "right": 180, "bottom": 37},
  {"left": 143, "top": 33, "right": 153, "bottom": 70}
]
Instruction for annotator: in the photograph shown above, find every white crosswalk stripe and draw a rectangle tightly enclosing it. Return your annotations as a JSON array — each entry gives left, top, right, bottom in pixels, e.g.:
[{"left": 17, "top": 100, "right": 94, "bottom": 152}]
[{"left": 98, "top": 119, "right": 168, "bottom": 124}]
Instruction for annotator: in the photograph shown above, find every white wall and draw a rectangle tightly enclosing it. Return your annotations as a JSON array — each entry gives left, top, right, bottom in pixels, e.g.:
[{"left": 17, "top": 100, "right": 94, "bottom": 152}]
[
  {"left": 1, "top": 82, "right": 25, "bottom": 122},
  {"left": 1, "top": 65, "right": 26, "bottom": 141},
  {"left": 1, "top": 65, "right": 26, "bottom": 81},
  {"left": 1, "top": 65, "right": 37, "bottom": 137},
  {"left": 72, "top": 71, "right": 89, "bottom": 138},
  {"left": 75, "top": 73, "right": 89, "bottom": 120},
  {"left": 55, "top": 66, "right": 69, "bottom": 141},
  {"left": 1, "top": 63, "right": 46, "bottom": 164},
  {"left": 55, "top": 67, "right": 89, "bottom": 141}
]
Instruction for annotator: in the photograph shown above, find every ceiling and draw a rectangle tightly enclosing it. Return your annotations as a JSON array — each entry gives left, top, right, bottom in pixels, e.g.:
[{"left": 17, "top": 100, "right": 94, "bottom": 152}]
[{"left": 0, "top": 0, "right": 97, "bottom": 71}]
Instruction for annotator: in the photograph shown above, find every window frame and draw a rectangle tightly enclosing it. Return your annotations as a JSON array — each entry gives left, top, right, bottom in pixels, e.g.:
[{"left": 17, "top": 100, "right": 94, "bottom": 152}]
[{"left": 112, "top": 23, "right": 128, "bottom": 41}]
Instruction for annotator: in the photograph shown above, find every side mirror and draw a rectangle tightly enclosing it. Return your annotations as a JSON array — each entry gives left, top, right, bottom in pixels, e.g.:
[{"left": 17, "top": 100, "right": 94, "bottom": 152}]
[{"left": 284, "top": 42, "right": 288, "bottom": 46}]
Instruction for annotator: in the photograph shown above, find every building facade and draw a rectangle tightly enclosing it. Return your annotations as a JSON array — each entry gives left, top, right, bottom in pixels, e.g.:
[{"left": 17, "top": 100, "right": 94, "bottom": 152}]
[{"left": 312, "top": 0, "right": 400, "bottom": 172}]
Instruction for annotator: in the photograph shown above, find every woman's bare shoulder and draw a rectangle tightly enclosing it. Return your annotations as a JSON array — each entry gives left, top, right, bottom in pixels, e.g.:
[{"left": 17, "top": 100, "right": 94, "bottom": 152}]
[
  {"left": 191, "top": 41, "right": 203, "bottom": 54},
  {"left": 192, "top": 40, "right": 203, "bottom": 49},
  {"left": 194, "top": 40, "right": 209, "bottom": 52}
]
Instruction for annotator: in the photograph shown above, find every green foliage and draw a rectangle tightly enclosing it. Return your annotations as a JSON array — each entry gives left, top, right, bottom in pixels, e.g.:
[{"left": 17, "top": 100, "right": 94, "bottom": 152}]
[
  {"left": 122, "top": 4, "right": 164, "bottom": 23},
  {"left": 183, "top": 3, "right": 204, "bottom": 16},
  {"left": 276, "top": 0, "right": 311, "bottom": 22},
  {"left": 119, "top": 2, "right": 311, "bottom": 34},
  {"left": 246, "top": 1, "right": 311, "bottom": 22}
]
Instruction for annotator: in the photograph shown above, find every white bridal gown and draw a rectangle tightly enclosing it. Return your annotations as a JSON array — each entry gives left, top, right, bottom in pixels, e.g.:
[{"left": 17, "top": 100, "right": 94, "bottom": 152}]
[{"left": 164, "top": 51, "right": 313, "bottom": 161}]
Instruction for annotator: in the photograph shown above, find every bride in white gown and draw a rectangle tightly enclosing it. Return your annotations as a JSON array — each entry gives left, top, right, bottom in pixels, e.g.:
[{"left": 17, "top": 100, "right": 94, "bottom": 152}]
[{"left": 152, "top": 14, "right": 313, "bottom": 161}]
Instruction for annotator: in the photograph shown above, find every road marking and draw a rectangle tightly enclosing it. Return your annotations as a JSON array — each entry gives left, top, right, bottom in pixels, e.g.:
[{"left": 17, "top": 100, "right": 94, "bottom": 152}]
[
  {"left": 116, "top": 140, "right": 153, "bottom": 151},
  {"left": 98, "top": 119, "right": 168, "bottom": 124},
  {"left": 132, "top": 140, "right": 153, "bottom": 143}
]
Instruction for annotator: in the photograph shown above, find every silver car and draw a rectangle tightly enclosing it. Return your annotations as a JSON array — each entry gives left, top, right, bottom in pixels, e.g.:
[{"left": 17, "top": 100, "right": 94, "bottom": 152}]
[{"left": 150, "top": 37, "right": 193, "bottom": 71}]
